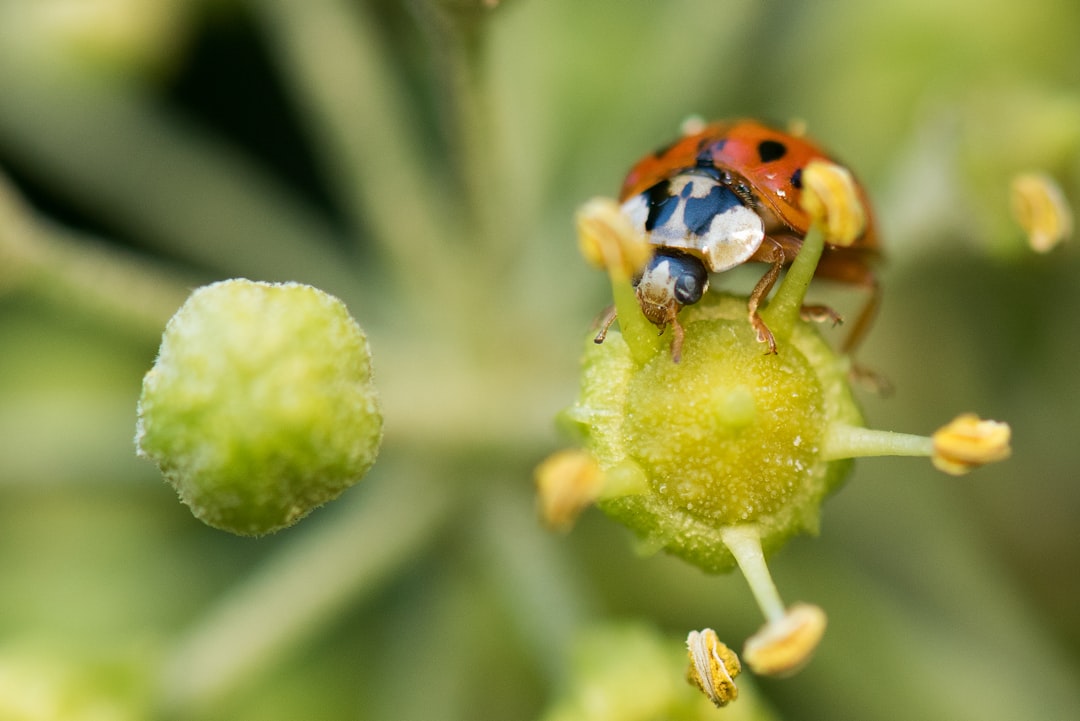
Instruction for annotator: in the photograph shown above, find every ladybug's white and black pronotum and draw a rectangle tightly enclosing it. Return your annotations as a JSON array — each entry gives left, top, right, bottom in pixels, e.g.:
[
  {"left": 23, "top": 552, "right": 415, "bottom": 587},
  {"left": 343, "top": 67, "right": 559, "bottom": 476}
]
[{"left": 607, "top": 119, "right": 881, "bottom": 361}]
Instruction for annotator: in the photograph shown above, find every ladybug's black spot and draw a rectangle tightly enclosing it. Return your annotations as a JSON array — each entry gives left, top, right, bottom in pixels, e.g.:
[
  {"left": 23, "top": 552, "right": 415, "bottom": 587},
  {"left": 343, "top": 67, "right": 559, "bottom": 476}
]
[
  {"left": 683, "top": 185, "right": 744, "bottom": 236},
  {"left": 757, "top": 139, "right": 787, "bottom": 163},
  {"left": 643, "top": 181, "right": 679, "bottom": 232},
  {"left": 790, "top": 167, "right": 803, "bottom": 189}
]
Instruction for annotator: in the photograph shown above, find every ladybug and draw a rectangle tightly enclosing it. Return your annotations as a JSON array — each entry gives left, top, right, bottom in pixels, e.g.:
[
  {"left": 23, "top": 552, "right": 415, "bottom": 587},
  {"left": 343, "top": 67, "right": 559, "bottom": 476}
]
[{"left": 607, "top": 119, "right": 880, "bottom": 361}]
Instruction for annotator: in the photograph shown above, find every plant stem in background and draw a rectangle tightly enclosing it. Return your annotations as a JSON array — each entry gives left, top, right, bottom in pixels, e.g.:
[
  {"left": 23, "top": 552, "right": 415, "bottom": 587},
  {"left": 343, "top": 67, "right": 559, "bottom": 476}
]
[
  {"left": 157, "top": 469, "right": 450, "bottom": 716},
  {"left": 409, "top": 0, "right": 508, "bottom": 258},
  {"left": 0, "top": 171, "right": 189, "bottom": 334},
  {"left": 0, "top": 60, "right": 359, "bottom": 300},
  {"left": 249, "top": 0, "right": 454, "bottom": 303}
]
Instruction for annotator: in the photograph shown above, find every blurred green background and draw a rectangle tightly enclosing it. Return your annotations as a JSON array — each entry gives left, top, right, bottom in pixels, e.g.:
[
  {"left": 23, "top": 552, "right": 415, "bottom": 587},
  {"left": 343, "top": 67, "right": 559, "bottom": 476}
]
[{"left": 1, "top": 0, "right": 1078, "bottom": 719}]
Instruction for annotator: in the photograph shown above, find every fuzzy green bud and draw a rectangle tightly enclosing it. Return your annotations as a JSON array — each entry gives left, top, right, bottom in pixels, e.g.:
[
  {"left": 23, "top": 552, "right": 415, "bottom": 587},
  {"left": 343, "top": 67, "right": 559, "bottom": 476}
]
[
  {"left": 565, "top": 293, "right": 862, "bottom": 573},
  {"left": 136, "top": 279, "right": 383, "bottom": 536}
]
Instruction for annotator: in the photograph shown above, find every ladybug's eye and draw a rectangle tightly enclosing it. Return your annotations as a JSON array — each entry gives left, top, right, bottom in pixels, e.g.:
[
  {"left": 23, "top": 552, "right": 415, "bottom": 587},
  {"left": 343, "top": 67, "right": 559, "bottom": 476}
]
[
  {"left": 674, "top": 274, "right": 703, "bottom": 305},
  {"left": 636, "top": 252, "right": 709, "bottom": 310},
  {"left": 665, "top": 253, "right": 709, "bottom": 306}
]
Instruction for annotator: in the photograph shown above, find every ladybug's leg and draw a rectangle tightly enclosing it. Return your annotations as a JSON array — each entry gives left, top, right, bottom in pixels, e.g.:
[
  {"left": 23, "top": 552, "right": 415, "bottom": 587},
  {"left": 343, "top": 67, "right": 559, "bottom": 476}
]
[
  {"left": 747, "top": 238, "right": 785, "bottom": 354},
  {"left": 840, "top": 277, "right": 881, "bottom": 356},
  {"left": 668, "top": 311, "right": 686, "bottom": 363},
  {"left": 593, "top": 305, "right": 618, "bottom": 344},
  {"left": 814, "top": 252, "right": 889, "bottom": 392},
  {"left": 592, "top": 300, "right": 687, "bottom": 363},
  {"left": 811, "top": 249, "right": 880, "bottom": 356},
  {"left": 841, "top": 278, "right": 892, "bottom": 393},
  {"left": 800, "top": 305, "right": 843, "bottom": 326}
]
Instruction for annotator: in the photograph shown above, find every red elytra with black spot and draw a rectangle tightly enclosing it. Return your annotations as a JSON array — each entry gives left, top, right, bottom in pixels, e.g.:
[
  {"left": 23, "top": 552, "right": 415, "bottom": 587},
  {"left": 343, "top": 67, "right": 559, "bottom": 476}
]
[
  {"left": 621, "top": 120, "right": 879, "bottom": 264},
  {"left": 619, "top": 119, "right": 881, "bottom": 353}
]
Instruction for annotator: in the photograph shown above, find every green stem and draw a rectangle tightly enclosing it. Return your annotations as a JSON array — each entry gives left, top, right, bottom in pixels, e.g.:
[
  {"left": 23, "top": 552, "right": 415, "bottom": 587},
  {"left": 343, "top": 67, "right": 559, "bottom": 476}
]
[
  {"left": 0, "top": 172, "right": 189, "bottom": 335},
  {"left": 157, "top": 470, "right": 450, "bottom": 716},
  {"left": 409, "top": 0, "right": 503, "bottom": 254},
  {"left": 248, "top": 0, "right": 452, "bottom": 296},
  {"left": 480, "top": 482, "right": 593, "bottom": 683},
  {"left": 759, "top": 223, "right": 825, "bottom": 344},
  {"left": 821, "top": 424, "right": 934, "bottom": 461},
  {"left": 0, "top": 60, "right": 359, "bottom": 298}
]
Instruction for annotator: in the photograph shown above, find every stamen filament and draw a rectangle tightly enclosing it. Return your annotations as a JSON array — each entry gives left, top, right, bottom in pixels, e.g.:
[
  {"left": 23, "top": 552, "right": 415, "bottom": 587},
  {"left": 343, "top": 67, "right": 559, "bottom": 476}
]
[
  {"left": 822, "top": 424, "right": 934, "bottom": 461},
  {"left": 575, "top": 198, "right": 660, "bottom": 365},
  {"left": 610, "top": 273, "right": 662, "bottom": 366},
  {"left": 761, "top": 159, "right": 866, "bottom": 345},
  {"left": 720, "top": 525, "right": 786, "bottom": 623},
  {"left": 759, "top": 223, "right": 824, "bottom": 344}
]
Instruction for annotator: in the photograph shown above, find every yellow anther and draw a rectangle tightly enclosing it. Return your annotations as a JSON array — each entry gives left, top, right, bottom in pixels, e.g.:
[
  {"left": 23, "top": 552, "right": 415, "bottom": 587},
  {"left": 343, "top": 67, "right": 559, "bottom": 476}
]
[
  {"left": 686, "top": 628, "right": 741, "bottom": 707},
  {"left": 534, "top": 449, "right": 604, "bottom": 530},
  {"left": 931, "top": 414, "right": 1012, "bottom": 476},
  {"left": 742, "top": 603, "right": 827, "bottom": 677},
  {"left": 576, "top": 197, "right": 651, "bottom": 280},
  {"left": 1010, "top": 172, "right": 1073, "bottom": 253},
  {"left": 799, "top": 160, "right": 866, "bottom": 247}
]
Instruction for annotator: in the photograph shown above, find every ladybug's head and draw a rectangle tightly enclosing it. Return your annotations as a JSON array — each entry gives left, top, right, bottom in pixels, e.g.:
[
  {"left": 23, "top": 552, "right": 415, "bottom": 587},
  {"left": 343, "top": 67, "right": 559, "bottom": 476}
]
[{"left": 633, "top": 251, "right": 709, "bottom": 328}]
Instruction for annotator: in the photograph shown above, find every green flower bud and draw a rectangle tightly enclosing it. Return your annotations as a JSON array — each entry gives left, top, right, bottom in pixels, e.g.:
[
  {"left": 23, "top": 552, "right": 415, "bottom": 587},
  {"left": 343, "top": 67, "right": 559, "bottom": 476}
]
[
  {"left": 565, "top": 293, "right": 862, "bottom": 573},
  {"left": 136, "top": 279, "right": 382, "bottom": 536}
]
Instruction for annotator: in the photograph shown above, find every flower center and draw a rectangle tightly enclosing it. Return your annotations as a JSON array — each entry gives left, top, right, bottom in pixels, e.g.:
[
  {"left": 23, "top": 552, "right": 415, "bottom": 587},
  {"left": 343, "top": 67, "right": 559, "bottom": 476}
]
[{"left": 625, "top": 316, "right": 826, "bottom": 526}]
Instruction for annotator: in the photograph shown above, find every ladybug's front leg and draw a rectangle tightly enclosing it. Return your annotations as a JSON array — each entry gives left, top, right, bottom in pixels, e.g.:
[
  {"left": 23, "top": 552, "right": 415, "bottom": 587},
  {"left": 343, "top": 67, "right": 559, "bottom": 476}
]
[
  {"left": 667, "top": 310, "right": 686, "bottom": 363},
  {"left": 747, "top": 238, "right": 785, "bottom": 354},
  {"left": 593, "top": 305, "right": 618, "bottom": 344}
]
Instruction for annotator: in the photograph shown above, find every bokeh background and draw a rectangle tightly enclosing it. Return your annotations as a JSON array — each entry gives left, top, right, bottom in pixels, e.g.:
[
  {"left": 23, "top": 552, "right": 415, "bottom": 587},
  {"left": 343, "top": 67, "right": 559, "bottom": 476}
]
[{"left": 0, "top": 1, "right": 1078, "bottom": 719}]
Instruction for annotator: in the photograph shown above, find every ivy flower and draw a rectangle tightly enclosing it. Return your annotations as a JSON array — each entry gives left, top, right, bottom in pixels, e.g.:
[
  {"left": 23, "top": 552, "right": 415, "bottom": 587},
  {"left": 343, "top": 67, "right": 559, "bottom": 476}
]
[{"left": 536, "top": 160, "right": 1012, "bottom": 706}]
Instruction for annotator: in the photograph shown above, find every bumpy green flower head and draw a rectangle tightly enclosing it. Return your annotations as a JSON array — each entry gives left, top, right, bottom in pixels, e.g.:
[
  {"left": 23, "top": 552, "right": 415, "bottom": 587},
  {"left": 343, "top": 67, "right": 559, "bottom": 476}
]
[
  {"left": 136, "top": 279, "right": 382, "bottom": 536},
  {"left": 538, "top": 162, "right": 1013, "bottom": 696},
  {"left": 568, "top": 291, "right": 860, "bottom": 573}
]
